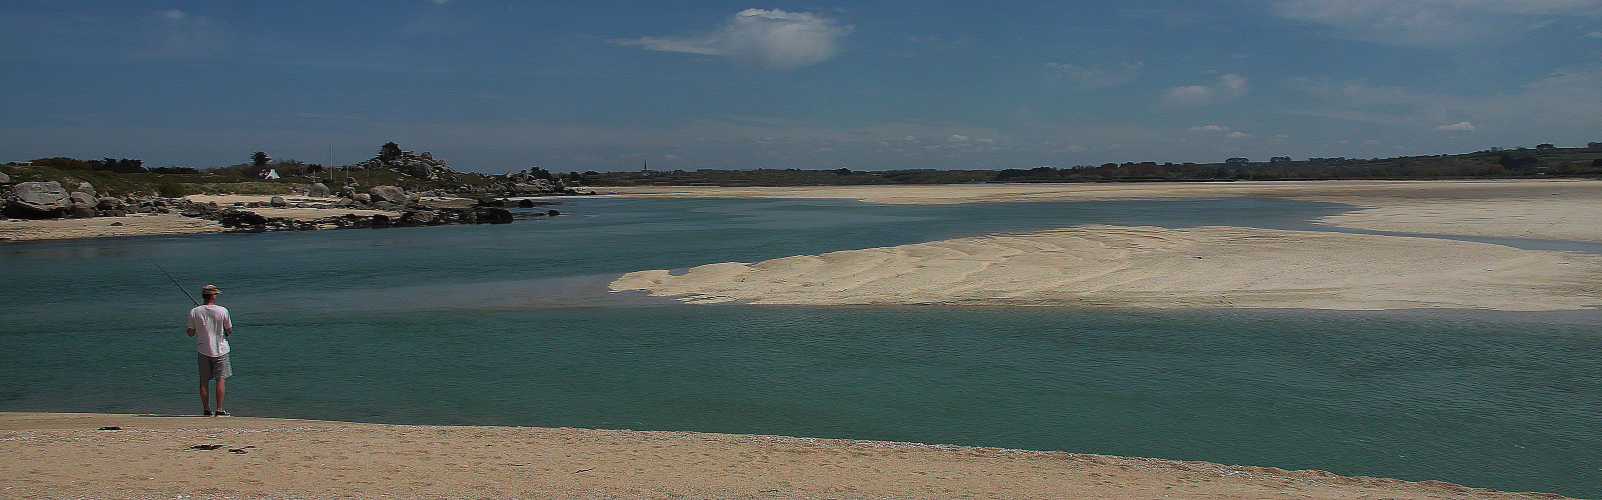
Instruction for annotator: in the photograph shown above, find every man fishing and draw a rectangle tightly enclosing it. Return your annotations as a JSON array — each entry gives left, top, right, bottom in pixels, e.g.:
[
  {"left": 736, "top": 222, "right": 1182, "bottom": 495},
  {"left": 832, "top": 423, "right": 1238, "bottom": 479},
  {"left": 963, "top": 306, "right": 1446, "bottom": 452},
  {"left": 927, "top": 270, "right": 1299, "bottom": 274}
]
[{"left": 186, "top": 285, "right": 234, "bottom": 416}]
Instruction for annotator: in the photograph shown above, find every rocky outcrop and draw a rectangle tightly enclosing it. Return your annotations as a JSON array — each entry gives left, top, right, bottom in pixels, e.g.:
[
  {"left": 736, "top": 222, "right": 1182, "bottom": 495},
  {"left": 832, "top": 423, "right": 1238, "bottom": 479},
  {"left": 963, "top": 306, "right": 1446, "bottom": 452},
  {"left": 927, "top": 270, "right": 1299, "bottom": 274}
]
[
  {"left": 199, "top": 205, "right": 524, "bottom": 232},
  {"left": 5, "top": 181, "right": 72, "bottom": 218},
  {"left": 367, "top": 185, "right": 407, "bottom": 204},
  {"left": 339, "top": 151, "right": 456, "bottom": 181},
  {"left": 68, "top": 191, "right": 98, "bottom": 218}
]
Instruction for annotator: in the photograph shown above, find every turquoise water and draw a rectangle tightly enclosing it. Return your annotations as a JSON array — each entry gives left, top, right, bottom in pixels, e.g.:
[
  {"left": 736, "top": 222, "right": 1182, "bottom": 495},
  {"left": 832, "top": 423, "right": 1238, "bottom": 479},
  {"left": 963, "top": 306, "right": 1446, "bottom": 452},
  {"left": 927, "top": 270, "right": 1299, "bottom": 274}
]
[{"left": 2, "top": 197, "right": 1599, "bottom": 498}]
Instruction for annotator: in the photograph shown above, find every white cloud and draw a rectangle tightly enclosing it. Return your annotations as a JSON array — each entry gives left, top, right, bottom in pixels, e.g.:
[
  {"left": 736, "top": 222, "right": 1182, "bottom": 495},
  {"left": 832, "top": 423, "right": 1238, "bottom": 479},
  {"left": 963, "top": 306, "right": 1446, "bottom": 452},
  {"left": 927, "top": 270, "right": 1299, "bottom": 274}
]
[
  {"left": 1436, "top": 121, "right": 1476, "bottom": 131},
  {"left": 1045, "top": 61, "right": 1144, "bottom": 89},
  {"left": 947, "top": 134, "right": 970, "bottom": 142},
  {"left": 1227, "top": 131, "right": 1255, "bottom": 139},
  {"left": 613, "top": 9, "right": 852, "bottom": 70},
  {"left": 1162, "top": 74, "right": 1249, "bottom": 108},
  {"left": 1189, "top": 124, "right": 1230, "bottom": 131},
  {"left": 1272, "top": 0, "right": 1602, "bottom": 47}
]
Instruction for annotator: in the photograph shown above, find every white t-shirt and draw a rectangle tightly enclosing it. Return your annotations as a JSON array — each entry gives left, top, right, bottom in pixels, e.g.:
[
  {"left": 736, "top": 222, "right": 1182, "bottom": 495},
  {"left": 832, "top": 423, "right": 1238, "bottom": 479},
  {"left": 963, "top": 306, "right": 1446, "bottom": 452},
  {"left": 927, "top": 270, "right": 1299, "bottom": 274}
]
[{"left": 188, "top": 304, "right": 232, "bottom": 357}]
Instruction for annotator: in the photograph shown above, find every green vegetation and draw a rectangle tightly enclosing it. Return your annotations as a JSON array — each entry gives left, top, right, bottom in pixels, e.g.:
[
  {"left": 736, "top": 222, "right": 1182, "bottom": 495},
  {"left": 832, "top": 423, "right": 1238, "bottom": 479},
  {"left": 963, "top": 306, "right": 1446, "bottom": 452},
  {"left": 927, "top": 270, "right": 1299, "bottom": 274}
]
[
  {"left": 2, "top": 159, "right": 502, "bottom": 198},
  {"left": 6, "top": 142, "right": 1598, "bottom": 195}
]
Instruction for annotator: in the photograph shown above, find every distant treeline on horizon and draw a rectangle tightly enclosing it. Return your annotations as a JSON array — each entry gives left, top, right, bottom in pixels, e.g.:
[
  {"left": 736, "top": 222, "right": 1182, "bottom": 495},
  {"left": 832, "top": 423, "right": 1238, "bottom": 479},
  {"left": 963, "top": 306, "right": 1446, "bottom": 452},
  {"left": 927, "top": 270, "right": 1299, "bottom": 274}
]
[
  {"left": 7, "top": 143, "right": 1602, "bottom": 190},
  {"left": 582, "top": 144, "right": 1602, "bottom": 186}
]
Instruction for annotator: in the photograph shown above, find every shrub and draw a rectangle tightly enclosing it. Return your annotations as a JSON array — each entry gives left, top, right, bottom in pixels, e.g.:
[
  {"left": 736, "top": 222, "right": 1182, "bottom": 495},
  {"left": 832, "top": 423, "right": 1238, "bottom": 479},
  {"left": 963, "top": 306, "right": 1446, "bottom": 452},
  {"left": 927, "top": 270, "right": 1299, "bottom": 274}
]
[{"left": 158, "top": 183, "right": 187, "bottom": 198}]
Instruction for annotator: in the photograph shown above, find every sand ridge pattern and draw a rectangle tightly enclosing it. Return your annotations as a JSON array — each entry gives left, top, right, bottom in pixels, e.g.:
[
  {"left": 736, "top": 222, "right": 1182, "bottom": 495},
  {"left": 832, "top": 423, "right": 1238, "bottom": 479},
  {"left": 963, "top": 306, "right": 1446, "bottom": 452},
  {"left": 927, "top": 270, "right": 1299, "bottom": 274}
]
[{"left": 611, "top": 225, "right": 1602, "bottom": 310}]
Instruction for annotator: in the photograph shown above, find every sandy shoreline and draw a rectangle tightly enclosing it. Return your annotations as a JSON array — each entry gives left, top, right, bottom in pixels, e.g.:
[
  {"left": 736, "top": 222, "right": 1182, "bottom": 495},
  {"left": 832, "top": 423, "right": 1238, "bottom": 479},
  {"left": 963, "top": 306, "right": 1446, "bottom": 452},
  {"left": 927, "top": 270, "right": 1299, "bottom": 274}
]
[
  {"left": 0, "top": 412, "right": 1575, "bottom": 500},
  {"left": 596, "top": 179, "right": 1602, "bottom": 241},
  {"left": 3, "top": 180, "right": 1597, "bottom": 243}
]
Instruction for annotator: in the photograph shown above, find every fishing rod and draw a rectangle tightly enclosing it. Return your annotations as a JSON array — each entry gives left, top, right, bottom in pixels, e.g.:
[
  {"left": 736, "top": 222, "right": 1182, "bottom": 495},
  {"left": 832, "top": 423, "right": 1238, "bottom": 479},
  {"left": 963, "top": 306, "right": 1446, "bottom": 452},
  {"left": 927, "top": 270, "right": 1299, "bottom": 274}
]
[{"left": 150, "top": 258, "right": 200, "bottom": 306}]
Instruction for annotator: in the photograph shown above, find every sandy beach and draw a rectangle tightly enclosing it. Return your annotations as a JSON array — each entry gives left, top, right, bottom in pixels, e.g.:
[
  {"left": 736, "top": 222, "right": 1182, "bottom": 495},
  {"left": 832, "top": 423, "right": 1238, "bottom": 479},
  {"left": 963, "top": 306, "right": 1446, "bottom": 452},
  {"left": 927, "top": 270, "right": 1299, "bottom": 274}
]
[
  {"left": 1, "top": 412, "right": 1575, "bottom": 500},
  {"left": 597, "top": 179, "right": 1602, "bottom": 241}
]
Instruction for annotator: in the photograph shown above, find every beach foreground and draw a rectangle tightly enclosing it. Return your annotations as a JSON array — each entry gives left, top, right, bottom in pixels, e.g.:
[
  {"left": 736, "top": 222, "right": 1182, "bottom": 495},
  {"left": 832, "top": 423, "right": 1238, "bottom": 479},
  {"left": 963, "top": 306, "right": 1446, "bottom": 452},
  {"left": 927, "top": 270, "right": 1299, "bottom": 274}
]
[{"left": 0, "top": 413, "right": 1574, "bottom": 500}]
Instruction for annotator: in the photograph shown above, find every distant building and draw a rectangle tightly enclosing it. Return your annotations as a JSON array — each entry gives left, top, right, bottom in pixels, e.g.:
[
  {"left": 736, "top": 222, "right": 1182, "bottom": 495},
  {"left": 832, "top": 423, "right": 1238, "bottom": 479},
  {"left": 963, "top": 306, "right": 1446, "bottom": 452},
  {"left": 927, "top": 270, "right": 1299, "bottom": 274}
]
[{"left": 261, "top": 169, "right": 280, "bottom": 180}]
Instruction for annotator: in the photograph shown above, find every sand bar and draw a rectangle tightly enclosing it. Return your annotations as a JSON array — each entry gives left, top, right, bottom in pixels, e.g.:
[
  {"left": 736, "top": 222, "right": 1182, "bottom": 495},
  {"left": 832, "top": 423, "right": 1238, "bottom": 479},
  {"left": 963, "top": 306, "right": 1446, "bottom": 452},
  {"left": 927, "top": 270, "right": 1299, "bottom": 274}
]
[
  {"left": 604, "top": 180, "right": 1601, "bottom": 310},
  {"left": 613, "top": 224, "right": 1602, "bottom": 310},
  {"left": 0, "top": 412, "right": 1574, "bottom": 500}
]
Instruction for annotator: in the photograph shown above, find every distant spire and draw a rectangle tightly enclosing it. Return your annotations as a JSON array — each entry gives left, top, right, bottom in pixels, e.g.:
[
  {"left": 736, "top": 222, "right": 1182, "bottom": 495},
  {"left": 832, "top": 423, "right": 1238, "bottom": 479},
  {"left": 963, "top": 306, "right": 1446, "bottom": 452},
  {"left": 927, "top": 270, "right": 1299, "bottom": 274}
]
[{"left": 643, "top": 160, "right": 649, "bottom": 172}]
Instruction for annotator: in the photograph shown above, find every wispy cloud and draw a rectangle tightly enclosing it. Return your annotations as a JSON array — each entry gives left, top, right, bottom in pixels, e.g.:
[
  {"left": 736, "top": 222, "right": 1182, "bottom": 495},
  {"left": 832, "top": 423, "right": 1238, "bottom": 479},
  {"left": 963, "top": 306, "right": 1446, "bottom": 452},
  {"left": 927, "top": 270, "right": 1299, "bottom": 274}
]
[
  {"left": 1189, "top": 124, "right": 1230, "bottom": 131},
  {"left": 1272, "top": 0, "right": 1602, "bottom": 47},
  {"left": 1287, "top": 66, "right": 1602, "bottom": 139},
  {"left": 613, "top": 9, "right": 852, "bottom": 70},
  {"left": 1162, "top": 74, "right": 1248, "bottom": 109},
  {"left": 1045, "top": 62, "right": 1144, "bottom": 89},
  {"left": 144, "top": 9, "right": 223, "bottom": 59}
]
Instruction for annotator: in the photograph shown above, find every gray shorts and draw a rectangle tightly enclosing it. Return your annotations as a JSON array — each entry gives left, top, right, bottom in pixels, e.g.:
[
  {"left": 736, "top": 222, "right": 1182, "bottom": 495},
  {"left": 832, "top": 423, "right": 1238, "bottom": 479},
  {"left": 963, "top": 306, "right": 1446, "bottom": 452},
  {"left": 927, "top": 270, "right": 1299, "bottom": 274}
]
[{"left": 198, "top": 353, "right": 232, "bottom": 381}]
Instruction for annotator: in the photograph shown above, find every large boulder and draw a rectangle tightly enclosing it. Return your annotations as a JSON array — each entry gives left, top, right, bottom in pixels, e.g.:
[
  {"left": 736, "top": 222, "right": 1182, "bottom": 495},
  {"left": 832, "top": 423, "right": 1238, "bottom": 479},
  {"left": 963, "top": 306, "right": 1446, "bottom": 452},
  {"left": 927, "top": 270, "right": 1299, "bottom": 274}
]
[
  {"left": 308, "top": 183, "right": 331, "bottom": 197},
  {"left": 368, "top": 185, "right": 406, "bottom": 204},
  {"left": 68, "top": 191, "right": 98, "bottom": 218},
  {"left": 8, "top": 181, "right": 71, "bottom": 213},
  {"left": 71, "top": 181, "right": 96, "bottom": 196},
  {"left": 401, "top": 162, "right": 434, "bottom": 179},
  {"left": 70, "top": 191, "right": 97, "bottom": 206},
  {"left": 0, "top": 172, "right": 10, "bottom": 184},
  {"left": 269, "top": 196, "right": 288, "bottom": 207}
]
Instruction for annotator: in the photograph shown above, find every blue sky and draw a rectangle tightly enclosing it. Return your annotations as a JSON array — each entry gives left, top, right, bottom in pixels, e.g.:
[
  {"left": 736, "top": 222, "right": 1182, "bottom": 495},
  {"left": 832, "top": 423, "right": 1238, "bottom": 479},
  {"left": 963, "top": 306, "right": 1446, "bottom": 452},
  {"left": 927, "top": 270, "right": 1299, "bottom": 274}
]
[{"left": 3, "top": 1, "right": 1599, "bottom": 173}]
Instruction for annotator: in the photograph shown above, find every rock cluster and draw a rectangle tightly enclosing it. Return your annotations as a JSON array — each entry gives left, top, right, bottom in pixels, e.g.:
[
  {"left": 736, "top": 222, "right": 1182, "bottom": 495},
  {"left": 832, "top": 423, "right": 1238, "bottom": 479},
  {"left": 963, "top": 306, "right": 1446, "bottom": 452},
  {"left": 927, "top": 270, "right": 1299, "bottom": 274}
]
[
  {"left": 1, "top": 180, "right": 555, "bottom": 234},
  {"left": 203, "top": 205, "right": 522, "bottom": 232},
  {"left": 3, "top": 181, "right": 139, "bottom": 219},
  {"left": 339, "top": 150, "right": 456, "bottom": 181}
]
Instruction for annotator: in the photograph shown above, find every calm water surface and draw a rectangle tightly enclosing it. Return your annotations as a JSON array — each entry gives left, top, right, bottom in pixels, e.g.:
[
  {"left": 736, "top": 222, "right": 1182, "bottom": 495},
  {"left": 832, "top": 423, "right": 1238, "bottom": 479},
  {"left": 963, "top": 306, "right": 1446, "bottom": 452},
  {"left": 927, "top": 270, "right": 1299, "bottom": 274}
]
[{"left": 2, "top": 197, "right": 1598, "bottom": 498}]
